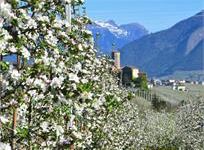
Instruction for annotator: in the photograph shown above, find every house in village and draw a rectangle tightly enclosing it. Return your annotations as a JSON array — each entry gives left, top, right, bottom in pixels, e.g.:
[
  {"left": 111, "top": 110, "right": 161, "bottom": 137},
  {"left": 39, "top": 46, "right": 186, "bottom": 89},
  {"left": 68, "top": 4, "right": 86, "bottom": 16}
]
[
  {"left": 168, "top": 79, "right": 176, "bottom": 84},
  {"left": 172, "top": 84, "right": 186, "bottom": 91},
  {"left": 121, "top": 66, "right": 139, "bottom": 86},
  {"left": 147, "top": 83, "right": 154, "bottom": 89},
  {"left": 152, "top": 79, "right": 162, "bottom": 86},
  {"left": 179, "top": 80, "right": 186, "bottom": 84},
  {"left": 199, "top": 81, "right": 204, "bottom": 86}
]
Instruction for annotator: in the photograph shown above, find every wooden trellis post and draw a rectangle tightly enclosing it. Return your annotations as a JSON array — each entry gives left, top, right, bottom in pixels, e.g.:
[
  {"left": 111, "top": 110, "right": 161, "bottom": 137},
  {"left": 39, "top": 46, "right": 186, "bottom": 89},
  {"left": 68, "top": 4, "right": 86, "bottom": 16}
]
[
  {"left": 65, "top": 3, "right": 72, "bottom": 31},
  {"left": 28, "top": 94, "right": 33, "bottom": 150},
  {"left": 11, "top": 54, "right": 21, "bottom": 150},
  {"left": 70, "top": 143, "right": 74, "bottom": 150},
  {"left": 11, "top": 108, "right": 18, "bottom": 149},
  {"left": 0, "top": 54, "right": 2, "bottom": 129},
  {"left": 65, "top": 3, "right": 75, "bottom": 150},
  {"left": 0, "top": 54, "right": 2, "bottom": 61}
]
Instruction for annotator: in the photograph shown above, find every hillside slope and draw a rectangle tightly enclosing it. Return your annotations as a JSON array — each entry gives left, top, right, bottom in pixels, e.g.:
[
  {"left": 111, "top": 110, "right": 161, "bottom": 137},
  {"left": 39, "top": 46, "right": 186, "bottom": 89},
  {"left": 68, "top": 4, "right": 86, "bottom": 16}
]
[{"left": 121, "top": 11, "right": 204, "bottom": 77}]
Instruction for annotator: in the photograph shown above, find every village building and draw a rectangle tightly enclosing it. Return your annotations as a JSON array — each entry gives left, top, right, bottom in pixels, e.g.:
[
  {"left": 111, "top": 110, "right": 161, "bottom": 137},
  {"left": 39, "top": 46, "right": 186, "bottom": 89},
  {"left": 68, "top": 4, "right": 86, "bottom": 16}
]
[
  {"left": 199, "top": 81, "right": 204, "bottom": 86},
  {"left": 111, "top": 51, "right": 142, "bottom": 86},
  {"left": 172, "top": 85, "right": 176, "bottom": 90},
  {"left": 147, "top": 83, "right": 154, "bottom": 89},
  {"left": 172, "top": 82, "right": 177, "bottom": 86},
  {"left": 179, "top": 80, "right": 186, "bottom": 84},
  {"left": 112, "top": 51, "right": 121, "bottom": 70},
  {"left": 151, "top": 79, "right": 162, "bottom": 86},
  {"left": 185, "top": 80, "right": 191, "bottom": 84},
  {"left": 172, "top": 84, "right": 186, "bottom": 91},
  {"left": 168, "top": 79, "right": 176, "bottom": 84},
  {"left": 161, "top": 80, "right": 168, "bottom": 86},
  {"left": 121, "top": 66, "right": 139, "bottom": 86}
]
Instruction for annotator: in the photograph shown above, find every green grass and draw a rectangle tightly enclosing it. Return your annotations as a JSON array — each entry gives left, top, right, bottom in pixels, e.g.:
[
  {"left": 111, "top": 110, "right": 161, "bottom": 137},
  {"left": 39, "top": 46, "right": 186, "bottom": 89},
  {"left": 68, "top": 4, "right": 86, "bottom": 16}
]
[
  {"left": 132, "top": 83, "right": 204, "bottom": 112},
  {"left": 151, "top": 84, "right": 204, "bottom": 105},
  {"left": 133, "top": 96, "right": 152, "bottom": 110},
  {"left": 185, "top": 83, "right": 204, "bottom": 97}
]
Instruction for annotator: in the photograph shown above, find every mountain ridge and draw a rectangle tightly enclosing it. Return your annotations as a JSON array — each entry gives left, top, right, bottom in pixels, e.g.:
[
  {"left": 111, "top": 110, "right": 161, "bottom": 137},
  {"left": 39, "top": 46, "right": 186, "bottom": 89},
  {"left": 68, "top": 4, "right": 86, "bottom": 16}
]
[
  {"left": 120, "top": 11, "right": 204, "bottom": 77},
  {"left": 88, "top": 20, "right": 148, "bottom": 54}
]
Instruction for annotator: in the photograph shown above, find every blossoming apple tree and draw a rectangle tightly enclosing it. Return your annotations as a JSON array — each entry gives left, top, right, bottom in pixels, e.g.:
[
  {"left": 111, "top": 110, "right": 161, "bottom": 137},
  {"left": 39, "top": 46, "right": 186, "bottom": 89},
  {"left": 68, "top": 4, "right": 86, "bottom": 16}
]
[{"left": 0, "top": 0, "right": 130, "bottom": 149}]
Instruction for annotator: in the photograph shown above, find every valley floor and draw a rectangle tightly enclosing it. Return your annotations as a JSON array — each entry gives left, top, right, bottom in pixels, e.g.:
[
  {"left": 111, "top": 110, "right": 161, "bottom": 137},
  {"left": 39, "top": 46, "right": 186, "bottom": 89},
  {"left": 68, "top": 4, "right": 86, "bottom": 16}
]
[{"left": 151, "top": 83, "right": 204, "bottom": 105}]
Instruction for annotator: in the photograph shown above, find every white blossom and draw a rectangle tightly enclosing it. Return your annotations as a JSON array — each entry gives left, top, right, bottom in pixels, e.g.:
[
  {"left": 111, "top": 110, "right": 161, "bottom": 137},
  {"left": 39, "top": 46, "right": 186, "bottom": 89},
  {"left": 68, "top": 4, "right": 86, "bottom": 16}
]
[
  {"left": 33, "top": 78, "right": 46, "bottom": 91},
  {"left": 69, "top": 115, "right": 75, "bottom": 128},
  {"left": 37, "top": 15, "right": 49, "bottom": 23},
  {"left": 27, "top": 18, "right": 37, "bottom": 29},
  {"left": 45, "top": 31, "right": 58, "bottom": 46},
  {"left": 61, "top": 0, "right": 71, "bottom": 4},
  {"left": 2, "top": 79, "right": 9, "bottom": 90},
  {"left": 9, "top": 46, "right": 17, "bottom": 53},
  {"left": 55, "top": 125, "right": 64, "bottom": 137},
  {"left": 0, "top": 142, "right": 11, "bottom": 150},
  {"left": 1, "top": 29, "right": 12, "bottom": 41},
  {"left": 81, "top": 79, "right": 88, "bottom": 84},
  {"left": 10, "top": 69, "right": 21, "bottom": 80},
  {"left": 0, "top": 2, "right": 14, "bottom": 20},
  {"left": 74, "top": 62, "right": 82, "bottom": 72},
  {"left": 21, "top": 47, "right": 30, "bottom": 59},
  {"left": 72, "top": 131, "right": 82, "bottom": 140},
  {"left": 50, "top": 76, "right": 64, "bottom": 88},
  {"left": 0, "top": 21, "right": 3, "bottom": 28},
  {"left": 40, "top": 122, "right": 49, "bottom": 133},
  {"left": 0, "top": 116, "right": 9, "bottom": 124},
  {"left": 69, "top": 73, "right": 80, "bottom": 83},
  {"left": 78, "top": 44, "right": 83, "bottom": 51}
]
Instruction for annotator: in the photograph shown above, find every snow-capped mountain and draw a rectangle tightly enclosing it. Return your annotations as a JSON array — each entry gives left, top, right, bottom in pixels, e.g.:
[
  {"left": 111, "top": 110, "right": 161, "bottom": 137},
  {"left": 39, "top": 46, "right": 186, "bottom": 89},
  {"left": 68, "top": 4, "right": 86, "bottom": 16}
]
[
  {"left": 88, "top": 20, "right": 148, "bottom": 54},
  {"left": 94, "top": 21, "right": 128, "bottom": 37}
]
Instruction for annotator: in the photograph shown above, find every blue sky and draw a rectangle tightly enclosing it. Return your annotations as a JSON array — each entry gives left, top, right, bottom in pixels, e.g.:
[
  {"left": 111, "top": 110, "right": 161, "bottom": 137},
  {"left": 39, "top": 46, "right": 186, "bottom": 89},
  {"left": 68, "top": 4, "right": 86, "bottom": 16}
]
[{"left": 85, "top": 0, "right": 204, "bottom": 32}]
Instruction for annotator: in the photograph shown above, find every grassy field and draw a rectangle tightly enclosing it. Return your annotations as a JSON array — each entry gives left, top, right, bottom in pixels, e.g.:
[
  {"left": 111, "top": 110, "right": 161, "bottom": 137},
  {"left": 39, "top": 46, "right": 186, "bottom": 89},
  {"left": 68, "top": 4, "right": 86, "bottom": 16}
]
[
  {"left": 185, "top": 83, "right": 204, "bottom": 97},
  {"left": 151, "top": 83, "right": 204, "bottom": 105},
  {"left": 133, "top": 96, "right": 152, "bottom": 110}
]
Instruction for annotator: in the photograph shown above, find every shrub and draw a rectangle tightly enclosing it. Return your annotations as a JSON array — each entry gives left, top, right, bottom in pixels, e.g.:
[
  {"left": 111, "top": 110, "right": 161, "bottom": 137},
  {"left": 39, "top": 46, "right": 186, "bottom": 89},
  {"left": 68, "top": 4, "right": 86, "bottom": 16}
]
[
  {"left": 151, "top": 94, "right": 167, "bottom": 111},
  {"left": 134, "top": 74, "right": 148, "bottom": 90}
]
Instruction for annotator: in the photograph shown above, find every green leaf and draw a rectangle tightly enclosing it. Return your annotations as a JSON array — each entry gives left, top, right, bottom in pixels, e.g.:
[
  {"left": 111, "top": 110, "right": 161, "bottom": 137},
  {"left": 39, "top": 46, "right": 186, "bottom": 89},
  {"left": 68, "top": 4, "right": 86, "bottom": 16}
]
[
  {"left": 77, "top": 82, "right": 93, "bottom": 92},
  {"left": 0, "top": 61, "right": 10, "bottom": 71},
  {"left": 16, "top": 127, "right": 29, "bottom": 139}
]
